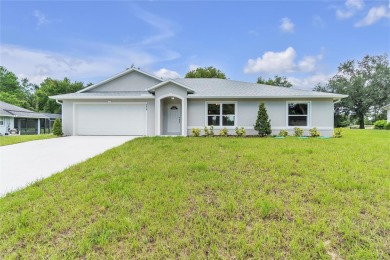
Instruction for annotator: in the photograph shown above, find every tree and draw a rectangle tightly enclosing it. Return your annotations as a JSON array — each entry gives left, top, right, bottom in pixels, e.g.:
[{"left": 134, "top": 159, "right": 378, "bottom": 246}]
[
  {"left": 314, "top": 54, "right": 390, "bottom": 129},
  {"left": 185, "top": 66, "right": 227, "bottom": 79},
  {"left": 254, "top": 103, "right": 271, "bottom": 136},
  {"left": 52, "top": 118, "right": 63, "bottom": 136},
  {"left": 257, "top": 75, "right": 293, "bottom": 88},
  {"left": 36, "top": 78, "right": 84, "bottom": 113},
  {"left": 0, "top": 66, "right": 35, "bottom": 109}
]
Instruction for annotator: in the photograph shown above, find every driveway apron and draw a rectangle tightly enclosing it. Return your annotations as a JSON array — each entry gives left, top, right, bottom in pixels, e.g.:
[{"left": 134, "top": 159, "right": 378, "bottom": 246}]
[{"left": 0, "top": 136, "right": 137, "bottom": 196}]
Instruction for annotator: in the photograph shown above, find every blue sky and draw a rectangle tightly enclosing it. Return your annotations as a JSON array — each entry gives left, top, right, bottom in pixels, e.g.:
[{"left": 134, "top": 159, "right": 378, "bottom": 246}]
[{"left": 1, "top": 0, "right": 389, "bottom": 90}]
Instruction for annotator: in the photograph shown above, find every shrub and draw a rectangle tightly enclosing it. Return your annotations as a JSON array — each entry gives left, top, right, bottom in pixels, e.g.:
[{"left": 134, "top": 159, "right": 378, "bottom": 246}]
[
  {"left": 235, "top": 127, "right": 246, "bottom": 137},
  {"left": 209, "top": 125, "right": 214, "bottom": 136},
  {"left": 204, "top": 125, "right": 214, "bottom": 137},
  {"left": 294, "top": 127, "right": 304, "bottom": 137},
  {"left": 192, "top": 128, "right": 201, "bottom": 137},
  {"left": 204, "top": 126, "right": 209, "bottom": 136},
  {"left": 309, "top": 127, "right": 320, "bottom": 137},
  {"left": 219, "top": 127, "right": 229, "bottom": 136},
  {"left": 334, "top": 114, "right": 350, "bottom": 127},
  {"left": 333, "top": 128, "right": 343, "bottom": 138},
  {"left": 52, "top": 118, "right": 63, "bottom": 136},
  {"left": 373, "top": 120, "right": 387, "bottom": 129},
  {"left": 254, "top": 103, "right": 271, "bottom": 137},
  {"left": 278, "top": 130, "right": 288, "bottom": 137},
  {"left": 386, "top": 122, "right": 390, "bottom": 130}
]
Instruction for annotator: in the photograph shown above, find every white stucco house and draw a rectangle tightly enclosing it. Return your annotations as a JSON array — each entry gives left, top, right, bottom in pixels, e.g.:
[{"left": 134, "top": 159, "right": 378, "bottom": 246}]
[
  {"left": 50, "top": 68, "right": 347, "bottom": 137},
  {"left": 382, "top": 104, "right": 390, "bottom": 122}
]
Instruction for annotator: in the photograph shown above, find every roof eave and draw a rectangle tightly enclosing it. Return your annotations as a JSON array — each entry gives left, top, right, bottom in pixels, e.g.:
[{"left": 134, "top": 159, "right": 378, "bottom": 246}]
[
  {"left": 187, "top": 95, "right": 348, "bottom": 99},
  {"left": 49, "top": 95, "right": 155, "bottom": 100}
]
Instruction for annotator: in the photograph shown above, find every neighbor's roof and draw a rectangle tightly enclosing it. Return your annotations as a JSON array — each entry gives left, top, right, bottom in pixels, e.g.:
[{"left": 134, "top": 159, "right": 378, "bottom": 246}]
[
  {"left": 0, "top": 101, "right": 51, "bottom": 119},
  {"left": 50, "top": 91, "right": 154, "bottom": 100},
  {"left": 173, "top": 78, "right": 348, "bottom": 99},
  {"left": 40, "top": 113, "right": 62, "bottom": 119}
]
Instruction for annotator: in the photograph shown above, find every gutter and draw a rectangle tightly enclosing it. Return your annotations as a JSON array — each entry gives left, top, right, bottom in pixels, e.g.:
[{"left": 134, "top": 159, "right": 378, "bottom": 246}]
[{"left": 56, "top": 100, "right": 63, "bottom": 112}]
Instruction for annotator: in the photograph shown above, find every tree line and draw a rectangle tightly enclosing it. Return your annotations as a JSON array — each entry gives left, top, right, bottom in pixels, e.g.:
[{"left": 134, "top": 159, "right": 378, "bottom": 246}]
[
  {"left": 0, "top": 66, "right": 87, "bottom": 114},
  {"left": 1, "top": 54, "right": 389, "bottom": 128},
  {"left": 314, "top": 54, "right": 390, "bottom": 128}
]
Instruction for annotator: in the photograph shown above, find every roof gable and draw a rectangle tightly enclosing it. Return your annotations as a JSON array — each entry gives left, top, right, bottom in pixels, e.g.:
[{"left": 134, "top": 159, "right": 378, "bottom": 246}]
[
  {"left": 146, "top": 80, "right": 195, "bottom": 94},
  {"left": 79, "top": 68, "right": 163, "bottom": 93}
]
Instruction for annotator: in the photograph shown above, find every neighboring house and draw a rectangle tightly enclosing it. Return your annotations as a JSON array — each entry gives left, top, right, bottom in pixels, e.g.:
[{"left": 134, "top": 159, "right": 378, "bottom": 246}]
[
  {"left": 50, "top": 68, "right": 347, "bottom": 137},
  {"left": 0, "top": 101, "right": 61, "bottom": 135},
  {"left": 382, "top": 104, "right": 390, "bottom": 122}
]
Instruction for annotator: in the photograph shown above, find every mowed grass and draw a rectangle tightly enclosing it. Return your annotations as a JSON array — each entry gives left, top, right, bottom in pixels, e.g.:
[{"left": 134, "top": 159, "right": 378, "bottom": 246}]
[
  {"left": 0, "top": 134, "right": 56, "bottom": 146},
  {"left": 1, "top": 130, "right": 389, "bottom": 259}
]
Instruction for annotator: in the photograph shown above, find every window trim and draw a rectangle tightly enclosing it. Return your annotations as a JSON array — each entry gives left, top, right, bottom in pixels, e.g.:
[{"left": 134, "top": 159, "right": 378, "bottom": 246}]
[
  {"left": 286, "top": 101, "right": 311, "bottom": 127},
  {"left": 0, "top": 117, "right": 4, "bottom": 126},
  {"left": 205, "top": 101, "right": 237, "bottom": 128}
]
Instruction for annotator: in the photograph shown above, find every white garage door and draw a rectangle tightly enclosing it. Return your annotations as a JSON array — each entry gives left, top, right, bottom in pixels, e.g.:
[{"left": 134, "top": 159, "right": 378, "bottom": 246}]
[{"left": 75, "top": 103, "right": 147, "bottom": 136}]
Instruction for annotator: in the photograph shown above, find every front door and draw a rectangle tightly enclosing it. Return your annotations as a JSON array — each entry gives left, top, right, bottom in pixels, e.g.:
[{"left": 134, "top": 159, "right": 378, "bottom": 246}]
[{"left": 167, "top": 104, "right": 181, "bottom": 134}]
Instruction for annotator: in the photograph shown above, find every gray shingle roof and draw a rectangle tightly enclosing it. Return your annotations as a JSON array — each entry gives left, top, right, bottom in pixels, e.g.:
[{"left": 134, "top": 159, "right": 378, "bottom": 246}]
[
  {"left": 50, "top": 78, "right": 347, "bottom": 100},
  {"left": 173, "top": 78, "right": 347, "bottom": 99},
  {"left": 50, "top": 91, "right": 154, "bottom": 99},
  {"left": 0, "top": 101, "right": 49, "bottom": 119}
]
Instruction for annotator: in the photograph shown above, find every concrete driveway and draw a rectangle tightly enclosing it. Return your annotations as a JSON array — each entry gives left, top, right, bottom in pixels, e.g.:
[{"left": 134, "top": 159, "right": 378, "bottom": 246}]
[{"left": 0, "top": 136, "right": 137, "bottom": 196}]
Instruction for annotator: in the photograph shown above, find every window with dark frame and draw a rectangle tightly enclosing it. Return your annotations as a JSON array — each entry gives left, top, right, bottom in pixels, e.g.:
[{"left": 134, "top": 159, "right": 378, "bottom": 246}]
[
  {"left": 288, "top": 103, "right": 308, "bottom": 126},
  {"left": 207, "top": 103, "right": 235, "bottom": 126}
]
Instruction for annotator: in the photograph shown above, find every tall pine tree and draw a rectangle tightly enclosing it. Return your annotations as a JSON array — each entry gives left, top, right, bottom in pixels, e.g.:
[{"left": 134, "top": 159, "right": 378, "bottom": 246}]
[{"left": 254, "top": 103, "right": 271, "bottom": 137}]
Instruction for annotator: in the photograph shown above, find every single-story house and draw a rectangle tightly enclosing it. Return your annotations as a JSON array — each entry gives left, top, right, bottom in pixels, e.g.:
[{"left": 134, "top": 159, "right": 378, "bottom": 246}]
[
  {"left": 0, "top": 101, "right": 61, "bottom": 135},
  {"left": 50, "top": 68, "right": 347, "bottom": 137},
  {"left": 382, "top": 104, "right": 390, "bottom": 122}
]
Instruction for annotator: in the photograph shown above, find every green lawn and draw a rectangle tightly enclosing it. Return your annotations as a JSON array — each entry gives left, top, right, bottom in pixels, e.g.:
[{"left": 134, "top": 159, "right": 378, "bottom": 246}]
[
  {"left": 1, "top": 130, "right": 389, "bottom": 259},
  {"left": 0, "top": 134, "right": 56, "bottom": 146}
]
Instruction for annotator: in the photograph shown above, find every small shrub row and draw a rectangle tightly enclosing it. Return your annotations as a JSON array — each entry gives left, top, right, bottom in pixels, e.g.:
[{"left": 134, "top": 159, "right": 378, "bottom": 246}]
[
  {"left": 276, "top": 127, "right": 343, "bottom": 138},
  {"left": 373, "top": 120, "right": 390, "bottom": 130},
  {"left": 193, "top": 126, "right": 343, "bottom": 138},
  {"left": 192, "top": 126, "right": 246, "bottom": 137}
]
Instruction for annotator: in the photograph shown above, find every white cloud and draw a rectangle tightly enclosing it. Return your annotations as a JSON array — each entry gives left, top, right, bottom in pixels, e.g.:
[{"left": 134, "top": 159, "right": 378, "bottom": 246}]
[
  {"left": 346, "top": 0, "right": 364, "bottom": 10},
  {"left": 0, "top": 44, "right": 167, "bottom": 84},
  {"left": 336, "top": 0, "right": 364, "bottom": 19},
  {"left": 0, "top": 8, "right": 182, "bottom": 85},
  {"left": 188, "top": 64, "right": 200, "bottom": 71},
  {"left": 355, "top": 6, "right": 390, "bottom": 27},
  {"left": 244, "top": 47, "right": 323, "bottom": 74},
  {"left": 279, "top": 17, "right": 294, "bottom": 33},
  {"left": 133, "top": 6, "right": 177, "bottom": 46},
  {"left": 336, "top": 10, "right": 354, "bottom": 19},
  {"left": 154, "top": 68, "right": 180, "bottom": 79},
  {"left": 34, "top": 10, "right": 49, "bottom": 26},
  {"left": 288, "top": 73, "right": 333, "bottom": 91}
]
